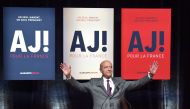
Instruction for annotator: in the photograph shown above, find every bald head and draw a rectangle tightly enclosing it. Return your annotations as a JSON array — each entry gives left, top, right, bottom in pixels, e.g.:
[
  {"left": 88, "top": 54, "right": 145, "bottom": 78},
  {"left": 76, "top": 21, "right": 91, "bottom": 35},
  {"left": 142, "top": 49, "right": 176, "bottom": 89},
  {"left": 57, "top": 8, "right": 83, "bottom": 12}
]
[
  {"left": 100, "top": 60, "right": 112, "bottom": 70},
  {"left": 99, "top": 60, "right": 113, "bottom": 79}
]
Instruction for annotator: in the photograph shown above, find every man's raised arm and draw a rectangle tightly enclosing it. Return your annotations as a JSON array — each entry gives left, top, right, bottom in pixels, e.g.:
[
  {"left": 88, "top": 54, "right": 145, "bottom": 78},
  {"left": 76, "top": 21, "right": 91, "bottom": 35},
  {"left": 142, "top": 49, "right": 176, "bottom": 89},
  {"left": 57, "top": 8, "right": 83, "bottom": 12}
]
[
  {"left": 124, "top": 61, "right": 159, "bottom": 91},
  {"left": 59, "top": 63, "right": 90, "bottom": 92}
]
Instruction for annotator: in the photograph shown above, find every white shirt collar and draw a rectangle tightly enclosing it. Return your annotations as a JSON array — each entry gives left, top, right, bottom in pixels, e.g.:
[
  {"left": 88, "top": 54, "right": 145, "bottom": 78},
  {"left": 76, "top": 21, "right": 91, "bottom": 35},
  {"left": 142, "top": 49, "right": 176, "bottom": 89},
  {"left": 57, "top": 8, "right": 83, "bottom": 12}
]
[{"left": 103, "top": 77, "right": 112, "bottom": 83}]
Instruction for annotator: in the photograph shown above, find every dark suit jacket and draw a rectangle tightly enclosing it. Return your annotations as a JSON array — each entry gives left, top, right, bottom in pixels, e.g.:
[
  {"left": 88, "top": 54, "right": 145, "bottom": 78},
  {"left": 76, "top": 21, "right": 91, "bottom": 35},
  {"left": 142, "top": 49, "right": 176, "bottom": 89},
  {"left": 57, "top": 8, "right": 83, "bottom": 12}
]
[{"left": 66, "top": 75, "right": 151, "bottom": 109}]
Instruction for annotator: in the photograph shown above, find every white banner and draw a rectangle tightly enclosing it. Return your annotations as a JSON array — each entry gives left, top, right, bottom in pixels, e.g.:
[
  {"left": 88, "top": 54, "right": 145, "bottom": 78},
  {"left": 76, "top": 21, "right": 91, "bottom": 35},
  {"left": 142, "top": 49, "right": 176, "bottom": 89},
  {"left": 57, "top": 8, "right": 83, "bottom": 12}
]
[{"left": 63, "top": 8, "right": 114, "bottom": 80}]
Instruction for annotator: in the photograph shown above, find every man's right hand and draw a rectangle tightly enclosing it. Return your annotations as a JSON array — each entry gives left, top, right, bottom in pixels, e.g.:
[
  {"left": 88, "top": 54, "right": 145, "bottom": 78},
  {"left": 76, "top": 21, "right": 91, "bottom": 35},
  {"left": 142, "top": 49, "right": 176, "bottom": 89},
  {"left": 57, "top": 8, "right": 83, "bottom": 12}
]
[{"left": 60, "top": 63, "right": 71, "bottom": 79}]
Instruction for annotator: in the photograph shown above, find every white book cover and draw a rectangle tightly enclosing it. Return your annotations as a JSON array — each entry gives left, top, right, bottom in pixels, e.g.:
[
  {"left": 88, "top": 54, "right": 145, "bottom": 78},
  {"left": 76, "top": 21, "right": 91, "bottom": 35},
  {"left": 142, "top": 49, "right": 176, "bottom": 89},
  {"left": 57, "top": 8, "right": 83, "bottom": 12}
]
[{"left": 63, "top": 8, "right": 114, "bottom": 80}]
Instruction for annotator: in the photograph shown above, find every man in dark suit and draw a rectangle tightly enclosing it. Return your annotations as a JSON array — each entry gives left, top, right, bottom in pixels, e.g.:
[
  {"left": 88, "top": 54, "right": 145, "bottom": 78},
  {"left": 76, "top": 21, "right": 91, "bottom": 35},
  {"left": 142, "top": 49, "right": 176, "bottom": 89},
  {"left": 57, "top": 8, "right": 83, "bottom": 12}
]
[{"left": 60, "top": 60, "right": 158, "bottom": 109}]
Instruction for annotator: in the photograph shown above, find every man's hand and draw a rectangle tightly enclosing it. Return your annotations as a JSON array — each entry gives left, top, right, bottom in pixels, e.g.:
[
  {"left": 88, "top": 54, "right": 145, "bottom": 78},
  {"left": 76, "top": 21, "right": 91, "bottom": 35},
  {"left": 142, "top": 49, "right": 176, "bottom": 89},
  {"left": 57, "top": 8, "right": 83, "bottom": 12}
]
[
  {"left": 60, "top": 63, "right": 71, "bottom": 79},
  {"left": 149, "top": 61, "right": 159, "bottom": 75}
]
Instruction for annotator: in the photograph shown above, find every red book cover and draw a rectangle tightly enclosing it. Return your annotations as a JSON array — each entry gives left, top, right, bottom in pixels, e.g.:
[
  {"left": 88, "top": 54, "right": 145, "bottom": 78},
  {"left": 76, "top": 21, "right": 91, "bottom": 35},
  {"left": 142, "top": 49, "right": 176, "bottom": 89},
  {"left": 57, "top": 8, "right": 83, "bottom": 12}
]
[{"left": 121, "top": 8, "right": 171, "bottom": 80}]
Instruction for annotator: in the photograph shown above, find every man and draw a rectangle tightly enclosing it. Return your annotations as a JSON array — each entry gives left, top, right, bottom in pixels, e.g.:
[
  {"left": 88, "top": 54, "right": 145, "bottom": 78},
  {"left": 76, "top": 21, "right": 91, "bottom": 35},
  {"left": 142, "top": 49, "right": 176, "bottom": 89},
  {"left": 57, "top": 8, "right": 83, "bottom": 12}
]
[{"left": 60, "top": 60, "right": 158, "bottom": 109}]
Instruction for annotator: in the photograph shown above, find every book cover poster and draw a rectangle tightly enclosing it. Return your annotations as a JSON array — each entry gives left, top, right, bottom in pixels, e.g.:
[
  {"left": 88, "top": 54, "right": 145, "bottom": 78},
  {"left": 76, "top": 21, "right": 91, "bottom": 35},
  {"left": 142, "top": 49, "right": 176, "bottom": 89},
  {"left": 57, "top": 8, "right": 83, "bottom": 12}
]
[
  {"left": 63, "top": 8, "right": 114, "bottom": 80},
  {"left": 121, "top": 9, "right": 171, "bottom": 80},
  {"left": 3, "top": 7, "right": 55, "bottom": 80}
]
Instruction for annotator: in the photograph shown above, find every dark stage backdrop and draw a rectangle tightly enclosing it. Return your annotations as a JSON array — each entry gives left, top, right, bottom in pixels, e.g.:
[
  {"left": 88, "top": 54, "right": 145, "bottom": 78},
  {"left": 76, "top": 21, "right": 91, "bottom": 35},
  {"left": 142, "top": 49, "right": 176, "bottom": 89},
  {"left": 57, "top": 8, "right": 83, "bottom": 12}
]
[{"left": 0, "top": 0, "right": 189, "bottom": 109}]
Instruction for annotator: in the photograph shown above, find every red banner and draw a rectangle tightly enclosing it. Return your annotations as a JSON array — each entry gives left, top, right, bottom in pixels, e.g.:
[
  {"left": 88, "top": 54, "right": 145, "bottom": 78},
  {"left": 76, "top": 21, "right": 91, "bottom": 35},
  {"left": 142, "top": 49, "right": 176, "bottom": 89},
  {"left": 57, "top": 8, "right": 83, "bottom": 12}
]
[{"left": 121, "top": 9, "right": 171, "bottom": 80}]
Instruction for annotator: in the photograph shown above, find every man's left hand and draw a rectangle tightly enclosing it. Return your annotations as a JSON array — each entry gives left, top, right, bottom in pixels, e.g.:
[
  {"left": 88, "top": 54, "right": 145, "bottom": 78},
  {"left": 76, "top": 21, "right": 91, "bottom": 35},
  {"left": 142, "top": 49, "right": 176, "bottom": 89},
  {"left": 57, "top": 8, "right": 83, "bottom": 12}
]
[{"left": 149, "top": 61, "right": 159, "bottom": 75}]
